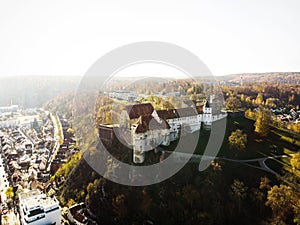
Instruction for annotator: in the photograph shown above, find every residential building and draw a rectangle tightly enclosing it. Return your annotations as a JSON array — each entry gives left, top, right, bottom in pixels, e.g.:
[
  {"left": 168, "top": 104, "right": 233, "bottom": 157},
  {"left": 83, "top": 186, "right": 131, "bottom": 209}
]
[{"left": 19, "top": 190, "right": 61, "bottom": 225}]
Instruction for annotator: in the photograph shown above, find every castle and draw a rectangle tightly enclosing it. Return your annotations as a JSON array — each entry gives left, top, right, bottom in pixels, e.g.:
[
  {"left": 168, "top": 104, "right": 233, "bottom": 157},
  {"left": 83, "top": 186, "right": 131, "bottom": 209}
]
[{"left": 99, "top": 98, "right": 227, "bottom": 164}]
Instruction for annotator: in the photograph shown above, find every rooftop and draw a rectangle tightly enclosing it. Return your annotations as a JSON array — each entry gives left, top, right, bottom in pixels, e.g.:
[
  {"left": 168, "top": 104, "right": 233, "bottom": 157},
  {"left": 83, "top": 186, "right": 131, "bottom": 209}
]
[
  {"left": 19, "top": 190, "right": 59, "bottom": 210},
  {"left": 134, "top": 115, "right": 170, "bottom": 133},
  {"left": 124, "top": 103, "right": 154, "bottom": 119}
]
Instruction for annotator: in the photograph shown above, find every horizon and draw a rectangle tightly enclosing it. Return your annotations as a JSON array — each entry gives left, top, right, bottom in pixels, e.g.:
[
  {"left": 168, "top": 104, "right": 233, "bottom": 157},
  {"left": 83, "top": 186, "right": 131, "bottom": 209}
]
[{"left": 0, "top": 71, "right": 300, "bottom": 79}]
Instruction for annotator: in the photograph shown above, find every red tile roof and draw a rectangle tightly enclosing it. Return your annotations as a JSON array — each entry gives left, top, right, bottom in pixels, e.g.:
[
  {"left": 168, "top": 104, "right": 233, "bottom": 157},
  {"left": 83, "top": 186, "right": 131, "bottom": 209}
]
[
  {"left": 134, "top": 115, "right": 170, "bottom": 133},
  {"left": 157, "top": 107, "right": 200, "bottom": 120},
  {"left": 176, "top": 107, "right": 198, "bottom": 117},
  {"left": 157, "top": 109, "right": 179, "bottom": 120},
  {"left": 124, "top": 103, "right": 154, "bottom": 119}
]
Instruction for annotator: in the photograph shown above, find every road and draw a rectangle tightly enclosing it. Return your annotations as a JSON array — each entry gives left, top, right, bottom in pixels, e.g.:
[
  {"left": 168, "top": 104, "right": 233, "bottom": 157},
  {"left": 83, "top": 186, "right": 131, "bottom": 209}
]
[
  {"left": 0, "top": 157, "right": 9, "bottom": 203},
  {"left": 162, "top": 150, "right": 294, "bottom": 177},
  {"left": 46, "top": 113, "right": 63, "bottom": 171}
]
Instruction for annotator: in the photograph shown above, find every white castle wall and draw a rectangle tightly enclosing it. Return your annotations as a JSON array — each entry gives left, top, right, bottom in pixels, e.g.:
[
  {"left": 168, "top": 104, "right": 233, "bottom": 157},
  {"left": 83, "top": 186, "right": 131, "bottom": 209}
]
[{"left": 130, "top": 103, "right": 227, "bottom": 164}]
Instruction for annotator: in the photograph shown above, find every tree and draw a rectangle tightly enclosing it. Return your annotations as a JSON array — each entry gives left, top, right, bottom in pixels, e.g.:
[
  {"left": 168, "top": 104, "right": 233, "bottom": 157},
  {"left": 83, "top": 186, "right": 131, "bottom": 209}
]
[
  {"left": 183, "top": 184, "right": 200, "bottom": 207},
  {"left": 229, "top": 179, "right": 248, "bottom": 214},
  {"left": 290, "top": 152, "right": 300, "bottom": 188},
  {"left": 225, "top": 97, "right": 242, "bottom": 111},
  {"left": 5, "top": 187, "right": 14, "bottom": 200},
  {"left": 67, "top": 198, "right": 76, "bottom": 208},
  {"left": 240, "top": 94, "right": 245, "bottom": 102},
  {"left": 254, "top": 109, "right": 271, "bottom": 137},
  {"left": 228, "top": 129, "right": 247, "bottom": 150},
  {"left": 112, "top": 194, "right": 127, "bottom": 218},
  {"left": 259, "top": 176, "right": 271, "bottom": 191},
  {"left": 255, "top": 93, "right": 264, "bottom": 105},
  {"left": 245, "top": 109, "right": 254, "bottom": 119},
  {"left": 290, "top": 152, "right": 300, "bottom": 172},
  {"left": 266, "top": 185, "right": 294, "bottom": 223},
  {"left": 250, "top": 188, "right": 266, "bottom": 214},
  {"left": 67, "top": 127, "right": 75, "bottom": 134},
  {"left": 291, "top": 123, "right": 300, "bottom": 133}
]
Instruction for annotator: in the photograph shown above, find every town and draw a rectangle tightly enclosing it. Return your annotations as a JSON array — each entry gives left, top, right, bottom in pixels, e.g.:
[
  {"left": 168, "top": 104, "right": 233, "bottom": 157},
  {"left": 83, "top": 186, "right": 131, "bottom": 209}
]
[{"left": 0, "top": 104, "right": 96, "bottom": 225}]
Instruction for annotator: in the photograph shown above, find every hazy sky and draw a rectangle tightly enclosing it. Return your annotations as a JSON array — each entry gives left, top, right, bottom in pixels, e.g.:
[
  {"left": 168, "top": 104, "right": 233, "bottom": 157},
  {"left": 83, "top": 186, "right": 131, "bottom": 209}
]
[{"left": 0, "top": 0, "right": 299, "bottom": 77}]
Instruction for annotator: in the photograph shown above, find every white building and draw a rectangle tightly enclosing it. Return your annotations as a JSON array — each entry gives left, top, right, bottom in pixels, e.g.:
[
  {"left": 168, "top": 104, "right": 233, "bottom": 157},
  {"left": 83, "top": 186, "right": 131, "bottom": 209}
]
[
  {"left": 119, "top": 100, "right": 227, "bottom": 164},
  {"left": 0, "top": 104, "right": 18, "bottom": 113},
  {"left": 108, "top": 90, "right": 137, "bottom": 102},
  {"left": 19, "top": 190, "right": 61, "bottom": 225}
]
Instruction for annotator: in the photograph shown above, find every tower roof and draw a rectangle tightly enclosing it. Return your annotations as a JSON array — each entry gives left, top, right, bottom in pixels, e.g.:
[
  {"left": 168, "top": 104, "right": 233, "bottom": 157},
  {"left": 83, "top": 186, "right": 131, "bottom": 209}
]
[{"left": 205, "top": 100, "right": 210, "bottom": 108}]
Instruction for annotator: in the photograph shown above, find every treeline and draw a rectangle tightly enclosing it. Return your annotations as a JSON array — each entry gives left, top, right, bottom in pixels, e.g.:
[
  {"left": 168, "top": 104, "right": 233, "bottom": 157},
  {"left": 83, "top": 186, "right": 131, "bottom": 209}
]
[{"left": 223, "top": 83, "right": 300, "bottom": 109}]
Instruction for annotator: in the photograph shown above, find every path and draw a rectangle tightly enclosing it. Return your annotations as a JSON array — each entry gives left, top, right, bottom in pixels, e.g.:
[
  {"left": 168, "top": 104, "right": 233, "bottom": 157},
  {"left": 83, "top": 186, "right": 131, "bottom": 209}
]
[{"left": 162, "top": 150, "right": 294, "bottom": 177}]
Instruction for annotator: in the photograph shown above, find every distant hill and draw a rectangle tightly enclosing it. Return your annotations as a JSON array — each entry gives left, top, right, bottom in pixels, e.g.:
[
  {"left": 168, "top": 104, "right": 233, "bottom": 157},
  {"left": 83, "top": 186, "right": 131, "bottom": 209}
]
[
  {"left": 1, "top": 72, "right": 300, "bottom": 108},
  {"left": 0, "top": 76, "right": 81, "bottom": 108},
  {"left": 218, "top": 72, "right": 300, "bottom": 84}
]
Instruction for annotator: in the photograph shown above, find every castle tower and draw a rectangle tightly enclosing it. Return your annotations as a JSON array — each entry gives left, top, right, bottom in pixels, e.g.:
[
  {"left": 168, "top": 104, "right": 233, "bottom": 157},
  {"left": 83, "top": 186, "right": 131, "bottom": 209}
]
[
  {"left": 203, "top": 100, "right": 212, "bottom": 114},
  {"left": 202, "top": 99, "right": 212, "bottom": 130}
]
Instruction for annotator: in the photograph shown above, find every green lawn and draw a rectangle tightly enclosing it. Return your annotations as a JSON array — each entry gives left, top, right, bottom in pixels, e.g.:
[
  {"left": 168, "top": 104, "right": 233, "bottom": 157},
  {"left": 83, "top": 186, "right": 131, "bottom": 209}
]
[
  {"left": 265, "top": 158, "right": 283, "bottom": 174},
  {"left": 264, "top": 155, "right": 294, "bottom": 176},
  {"left": 194, "top": 117, "right": 299, "bottom": 160}
]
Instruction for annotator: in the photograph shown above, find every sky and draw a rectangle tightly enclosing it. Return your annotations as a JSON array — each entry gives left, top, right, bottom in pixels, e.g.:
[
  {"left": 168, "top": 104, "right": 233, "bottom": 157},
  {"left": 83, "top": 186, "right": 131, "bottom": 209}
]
[{"left": 0, "top": 0, "right": 299, "bottom": 77}]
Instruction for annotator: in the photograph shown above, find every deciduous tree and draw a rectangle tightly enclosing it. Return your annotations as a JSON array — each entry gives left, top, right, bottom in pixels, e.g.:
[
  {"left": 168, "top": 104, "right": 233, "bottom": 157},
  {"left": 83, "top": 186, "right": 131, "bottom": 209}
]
[
  {"left": 225, "top": 97, "right": 242, "bottom": 111},
  {"left": 229, "top": 179, "right": 248, "bottom": 213},
  {"left": 254, "top": 109, "right": 271, "bottom": 137},
  {"left": 228, "top": 129, "right": 247, "bottom": 150}
]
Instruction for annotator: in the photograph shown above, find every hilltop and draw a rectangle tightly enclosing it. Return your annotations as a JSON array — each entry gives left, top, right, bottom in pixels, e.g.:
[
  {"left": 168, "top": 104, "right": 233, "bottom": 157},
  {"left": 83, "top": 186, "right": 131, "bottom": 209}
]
[{"left": 218, "top": 72, "right": 300, "bottom": 84}]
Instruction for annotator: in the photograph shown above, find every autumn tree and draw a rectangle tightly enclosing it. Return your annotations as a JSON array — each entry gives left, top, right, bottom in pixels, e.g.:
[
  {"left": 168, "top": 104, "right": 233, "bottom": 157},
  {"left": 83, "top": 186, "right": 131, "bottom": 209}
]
[
  {"left": 259, "top": 176, "right": 271, "bottom": 191},
  {"left": 254, "top": 108, "right": 271, "bottom": 137},
  {"left": 225, "top": 97, "right": 242, "bottom": 111},
  {"left": 266, "top": 184, "right": 294, "bottom": 223},
  {"left": 289, "top": 152, "right": 300, "bottom": 189},
  {"left": 112, "top": 194, "right": 127, "bottom": 218},
  {"left": 228, "top": 129, "right": 247, "bottom": 150},
  {"left": 255, "top": 93, "right": 264, "bottom": 105},
  {"left": 229, "top": 179, "right": 248, "bottom": 214},
  {"left": 291, "top": 123, "right": 300, "bottom": 133},
  {"left": 5, "top": 187, "right": 14, "bottom": 200},
  {"left": 291, "top": 152, "right": 300, "bottom": 172},
  {"left": 245, "top": 109, "right": 255, "bottom": 119},
  {"left": 248, "top": 176, "right": 271, "bottom": 215},
  {"left": 66, "top": 198, "right": 76, "bottom": 208}
]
